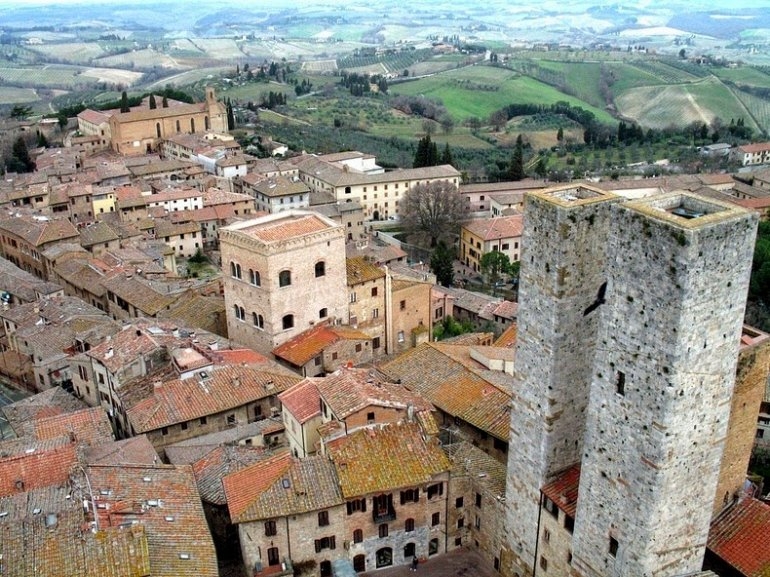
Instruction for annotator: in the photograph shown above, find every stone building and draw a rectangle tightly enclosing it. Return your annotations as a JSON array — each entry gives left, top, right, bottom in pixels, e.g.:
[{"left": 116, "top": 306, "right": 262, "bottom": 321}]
[
  {"left": 460, "top": 215, "right": 524, "bottom": 272},
  {"left": 505, "top": 184, "right": 759, "bottom": 577},
  {"left": 347, "top": 257, "right": 387, "bottom": 356},
  {"left": 109, "top": 87, "right": 227, "bottom": 156},
  {"left": 220, "top": 210, "right": 348, "bottom": 355}
]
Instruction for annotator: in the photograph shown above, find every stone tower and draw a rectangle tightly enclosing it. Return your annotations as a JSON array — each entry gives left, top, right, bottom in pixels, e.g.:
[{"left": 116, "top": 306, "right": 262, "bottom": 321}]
[
  {"left": 571, "top": 193, "right": 757, "bottom": 577},
  {"left": 505, "top": 184, "right": 620, "bottom": 576}
]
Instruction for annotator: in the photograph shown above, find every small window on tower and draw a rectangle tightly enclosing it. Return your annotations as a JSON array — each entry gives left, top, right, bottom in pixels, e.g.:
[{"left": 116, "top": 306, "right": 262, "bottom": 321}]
[
  {"left": 616, "top": 372, "right": 625, "bottom": 396},
  {"left": 609, "top": 537, "right": 618, "bottom": 557}
]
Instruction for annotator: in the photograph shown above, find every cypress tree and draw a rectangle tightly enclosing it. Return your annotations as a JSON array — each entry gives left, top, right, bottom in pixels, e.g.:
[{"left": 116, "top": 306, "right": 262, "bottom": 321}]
[
  {"left": 120, "top": 91, "right": 129, "bottom": 113},
  {"left": 508, "top": 134, "right": 525, "bottom": 181},
  {"left": 149, "top": 94, "right": 157, "bottom": 110},
  {"left": 441, "top": 143, "right": 453, "bottom": 166},
  {"left": 226, "top": 98, "right": 235, "bottom": 131}
]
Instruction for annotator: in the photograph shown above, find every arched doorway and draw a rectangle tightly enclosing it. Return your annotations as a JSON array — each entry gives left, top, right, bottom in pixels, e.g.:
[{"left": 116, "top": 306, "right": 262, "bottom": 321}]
[{"left": 376, "top": 547, "right": 393, "bottom": 568}]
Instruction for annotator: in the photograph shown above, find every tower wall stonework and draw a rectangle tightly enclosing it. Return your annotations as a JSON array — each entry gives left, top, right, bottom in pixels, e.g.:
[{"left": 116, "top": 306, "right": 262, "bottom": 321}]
[
  {"left": 571, "top": 194, "right": 757, "bottom": 577},
  {"left": 505, "top": 185, "right": 620, "bottom": 576}
]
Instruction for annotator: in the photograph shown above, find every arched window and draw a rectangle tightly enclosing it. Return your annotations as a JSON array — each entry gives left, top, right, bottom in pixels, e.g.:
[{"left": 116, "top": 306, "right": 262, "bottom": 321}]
[
  {"left": 190, "top": 118, "right": 195, "bottom": 133},
  {"left": 403, "top": 543, "right": 416, "bottom": 560},
  {"left": 282, "top": 314, "right": 294, "bottom": 330},
  {"left": 279, "top": 270, "right": 291, "bottom": 287},
  {"left": 252, "top": 312, "right": 264, "bottom": 329},
  {"left": 250, "top": 269, "right": 261, "bottom": 286},
  {"left": 230, "top": 262, "right": 236, "bottom": 277},
  {"left": 404, "top": 518, "right": 415, "bottom": 532},
  {"left": 235, "top": 263, "right": 242, "bottom": 279},
  {"left": 428, "top": 538, "right": 438, "bottom": 556},
  {"left": 319, "top": 308, "right": 328, "bottom": 319},
  {"left": 156, "top": 123, "right": 161, "bottom": 138},
  {"left": 353, "top": 529, "right": 363, "bottom": 543},
  {"left": 315, "top": 261, "right": 326, "bottom": 278},
  {"left": 376, "top": 548, "right": 393, "bottom": 568},
  {"left": 234, "top": 305, "right": 245, "bottom": 321}
]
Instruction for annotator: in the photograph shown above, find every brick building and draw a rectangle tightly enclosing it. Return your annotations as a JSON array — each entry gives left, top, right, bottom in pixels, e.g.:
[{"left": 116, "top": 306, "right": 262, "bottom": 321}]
[{"left": 109, "top": 87, "right": 227, "bottom": 156}]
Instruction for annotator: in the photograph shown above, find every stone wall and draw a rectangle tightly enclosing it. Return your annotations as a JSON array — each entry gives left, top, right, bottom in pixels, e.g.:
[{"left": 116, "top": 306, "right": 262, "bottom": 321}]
[
  {"left": 505, "top": 185, "right": 619, "bottom": 577},
  {"left": 572, "top": 194, "right": 757, "bottom": 577}
]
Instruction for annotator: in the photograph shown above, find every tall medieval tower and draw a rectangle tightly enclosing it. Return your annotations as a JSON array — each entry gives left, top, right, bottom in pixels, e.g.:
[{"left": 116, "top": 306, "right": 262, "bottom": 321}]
[
  {"left": 571, "top": 193, "right": 757, "bottom": 577},
  {"left": 505, "top": 184, "right": 620, "bottom": 576}
]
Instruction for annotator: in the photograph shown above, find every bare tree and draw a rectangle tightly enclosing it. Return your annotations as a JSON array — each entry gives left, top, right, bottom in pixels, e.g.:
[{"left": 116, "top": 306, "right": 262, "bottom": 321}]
[{"left": 401, "top": 181, "right": 464, "bottom": 248}]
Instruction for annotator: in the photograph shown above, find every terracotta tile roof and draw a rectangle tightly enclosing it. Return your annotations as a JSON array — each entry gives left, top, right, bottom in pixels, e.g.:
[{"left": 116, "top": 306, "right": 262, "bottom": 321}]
[
  {"left": 493, "top": 300, "right": 518, "bottom": 319},
  {"left": 238, "top": 212, "right": 337, "bottom": 243},
  {"left": 100, "top": 274, "right": 178, "bottom": 316},
  {"left": 494, "top": 324, "right": 518, "bottom": 348},
  {"left": 272, "top": 323, "right": 370, "bottom": 367},
  {"left": 224, "top": 452, "right": 343, "bottom": 523},
  {"left": 79, "top": 221, "right": 119, "bottom": 247},
  {"left": 168, "top": 444, "right": 272, "bottom": 505},
  {"left": 0, "top": 436, "right": 78, "bottom": 496},
  {"left": 86, "top": 328, "right": 161, "bottom": 373},
  {"left": 127, "top": 365, "right": 300, "bottom": 433},
  {"left": 33, "top": 407, "right": 114, "bottom": 446},
  {"left": 83, "top": 435, "right": 160, "bottom": 466},
  {"left": 327, "top": 421, "right": 450, "bottom": 497},
  {"left": 279, "top": 379, "right": 321, "bottom": 424},
  {"left": 316, "top": 367, "right": 433, "bottom": 421},
  {"left": 708, "top": 497, "right": 770, "bottom": 577},
  {"left": 463, "top": 215, "right": 524, "bottom": 241},
  {"left": 77, "top": 108, "right": 112, "bottom": 125},
  {"left": 168, "top": 417, "right": 284, "bottom": 448},
  {"left": 738, "top": 142, "right": 770, "bottom": 154},
  {"left": 86, "top": 463, "right": 218, "bottom": 577},
  {"left": 2, "top": 388, "right": 86, "bottom": 437},
  {"left": 447, "top": 441, "right": 507, "bottom": 499},
  {"left": 382, "top": 343, "right": 511, "bottom": 441},
  {"left": 0, "top": 489, "right": 152, "bottom": 577},
  {"left": 0, "top": 216, "right": 79, "bottom": 247},
  {"left": 208, "top": 348, "right": 272, "bottom": 366},
  {"left": 541, "top": 465, "right": 581, "bottom": 518},
  {"left": 223, "top": 451, "right": 292, "bottom": 521},
  {"left": 346, "top": 256, "right": 386, "bottom": 285},
  {"left": 251, "top": 175, "right": 309, "bottom": 197}
]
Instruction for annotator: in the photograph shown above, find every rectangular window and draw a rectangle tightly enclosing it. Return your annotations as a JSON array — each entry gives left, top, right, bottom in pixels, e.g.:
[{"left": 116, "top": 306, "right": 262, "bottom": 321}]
[
  {"left": 355, "top": 343, "right": 362, "bottom": 352},
  {"left": 564, "top": 514, "right": 575, "bottom": 534},
  {"left": 265, "top": 520, "right": 277, "bottom": 536},
  {"left": 432, "top": 512, "right": 440, "bottom": 526},
  {"left": 181, "top": 422, "right": 188, "bottom": 431},
  {"left": 400, "top": 300, "right": 406, "bottom": 310},
  {"left": 543, "top": 528, "right": 550, "bottom": 544},
  {"left": 400, "top": 489, "right": 419, "bottom": 504},
  {"left": 542, "top": 496, "right": 558, "bottom": 519},
  {"left": 457, "top": 517, "right": 464, "bottom": 528},
  {"left": 314, "top": 536, "right": 336, "bottom": 552},
  {"left": 475, "top": 493, "right": 482, "bottom": 508},
  {"left": 426, "top": 483, "right": 443, "bottom": 499},
  {"left": 161, "top": 427, "right": 168, "bottom": 436},
  {"left": 318, "top": 511, "right": 330, "bottom": 527},
  {"left": 455, "top": 497, "right": 463, "bottom": 508},
  {"left": 346, "top": 499, "right": 366, "bottom": 515},
  {"left": 539, "top": 556, "right": 548, "bottom": 572},
  {"left": 609, "top": 537, "right": 618, "bottom": 557},
  {"left": 371, "top": 287, "right": 378, "bottom": 297},
  {"left": 373, "top": 337, "right": 381, "bottom": 349},
  {"left": 200, "top": 416, "right": 207, "bottom": 425}
]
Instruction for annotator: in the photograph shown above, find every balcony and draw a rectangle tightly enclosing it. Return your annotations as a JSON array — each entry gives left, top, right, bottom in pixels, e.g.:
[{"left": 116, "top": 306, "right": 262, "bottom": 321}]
[{"left": 372, "top": 507, "right": 396, "bottom": 523}]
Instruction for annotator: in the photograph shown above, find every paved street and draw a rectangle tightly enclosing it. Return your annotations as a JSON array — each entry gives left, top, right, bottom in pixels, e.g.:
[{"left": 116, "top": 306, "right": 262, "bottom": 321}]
[{"left": 361, "top": 548, "right": 498, "bottom": 577}]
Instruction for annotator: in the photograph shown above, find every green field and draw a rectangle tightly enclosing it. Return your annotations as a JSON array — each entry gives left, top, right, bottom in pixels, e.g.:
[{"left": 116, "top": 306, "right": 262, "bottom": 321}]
[
  {"left": 615, "top": 77, "right": 755, "bottom": 130},
  {"left": 730, "top": 87, "right": 770, "bottom": 133},
  {"left": 389, "top": 65, "right": 616, "bottom": 124},
  {"left": 0, "top": 86, "right": 39, "bottom": 104},
  {"left": 712, "top": 66, "right": 770, "bottom": 87}
]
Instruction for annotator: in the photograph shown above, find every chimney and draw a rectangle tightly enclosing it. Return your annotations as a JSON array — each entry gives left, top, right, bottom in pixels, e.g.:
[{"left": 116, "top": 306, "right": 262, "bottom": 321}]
[{"left": 232, "top": 375, "right": 241, "bottom": 387}]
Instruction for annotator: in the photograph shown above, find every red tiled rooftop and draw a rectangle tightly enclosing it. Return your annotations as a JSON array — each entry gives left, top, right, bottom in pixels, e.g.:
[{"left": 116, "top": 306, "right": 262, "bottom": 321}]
[
  {"left": 541, "top": 464, "right": 581, "bottom": 518},
  {"left": 223, "top": 451, "right": 292, "bottom": 521},
  {"left": 708, "top": 497, "right": 770, "bottom": 577},
  {"left": 278, "top": 379, "right": 321, "bottom": 424},
  {"left": 241, "top": 213, "right": 335, "bottom": 243}
]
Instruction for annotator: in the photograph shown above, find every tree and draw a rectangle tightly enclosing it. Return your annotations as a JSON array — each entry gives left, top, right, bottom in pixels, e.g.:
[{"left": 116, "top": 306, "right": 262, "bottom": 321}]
[
  {"left": 162, "top": 95, "right": 168, "bottom": 108},
  {"left": 149, "top": 94, "right": 157, "bottom": 109},
  {"left": 430, "top": 241, "right": 455, "bottom": 287},
  {"left": 401, "top": 180, "right": 464, "bottom": 248},
  {"left": 480, "top": 250, "right": 510, "bottom": 290},
  {"left": 413, "top": 134, "right": 438, "bottom": 168},
  {"left": 9, "top": 105, "right": 32, "bottom": 120},
  {"left": 440, "top": 143, "right": 453, "bottom": 166},
  {"left": 679, "top": 48, "right": 686, "bottom": 59},
  {"left": 226, "top": 98, "right": 235, "bottom": 131},
  {"left": 440, "top": 115, "right": 455, "bottom": 135},
  {"left": 489, "top": 109, "right": 507, "bottom": 131},
  {"left": 557, "top": 126, "right": 564, "bottom": 142},
  {"left": 6, "top": 136, "right": 35, "bottom": 173},
  {"left": 508, "top": 134, "right": 525, "bottom": 180},
  {"left": 120, "top": 91, "right": 130, "bottom": 113}
]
